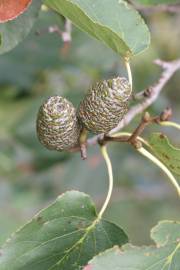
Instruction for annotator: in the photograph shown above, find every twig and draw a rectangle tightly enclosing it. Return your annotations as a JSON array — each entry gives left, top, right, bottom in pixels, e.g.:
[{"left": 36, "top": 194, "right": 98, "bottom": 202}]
[
  {"left": 111, "top": 59, "right": 180, "bottom": 134},
  {"left": 133, "top": 87, "right": 153, "bottom": 100},
  {"left": 87, "top": 58, "right": 180, "bottom": 147},
  {"left": 71, "top": 115, "right": 180, "bottom": 197},
  {"left": 100, "top": 109, "right": 171, "bottom": 147},
  {"left": 127, "top": 112, "right": 151, "bottom": 145}
]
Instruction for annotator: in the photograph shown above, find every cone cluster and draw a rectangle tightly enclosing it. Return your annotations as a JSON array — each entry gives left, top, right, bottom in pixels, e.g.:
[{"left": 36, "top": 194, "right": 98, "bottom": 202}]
[{"left": 36, "top": 77, "right": 131, "bottom": 151}]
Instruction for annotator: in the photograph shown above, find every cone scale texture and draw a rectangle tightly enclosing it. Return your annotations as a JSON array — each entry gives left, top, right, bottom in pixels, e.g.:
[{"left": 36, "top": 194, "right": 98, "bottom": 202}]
[
  {"left": 78, "top": 77, "right": 131, "bottom": 134},
  {"left": 37, "top": 96, "right": 80, "bottom": 151}
]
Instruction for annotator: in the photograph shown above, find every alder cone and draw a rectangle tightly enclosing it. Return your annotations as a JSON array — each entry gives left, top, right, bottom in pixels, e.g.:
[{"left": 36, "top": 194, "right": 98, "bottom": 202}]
[
  {"left": 78, "top": 77, "right": 131, "bottom": 134},
  {"left": 37, "top": 96, "right": 81, "bottom": 151}
]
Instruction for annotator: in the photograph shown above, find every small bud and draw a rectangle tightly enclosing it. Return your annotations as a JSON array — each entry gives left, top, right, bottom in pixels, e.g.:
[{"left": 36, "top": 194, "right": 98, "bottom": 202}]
[
  {"left": 143, "top": 112, "right": 151, "bottom": 122},
  {"left": 160, "top": 107, "right": 172, "bottom": 121}
]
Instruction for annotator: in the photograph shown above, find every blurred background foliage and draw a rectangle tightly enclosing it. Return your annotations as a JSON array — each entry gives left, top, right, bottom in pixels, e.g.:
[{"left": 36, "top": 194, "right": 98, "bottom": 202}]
[{"left": 0, "top": 8, "right": 180, "bottom": 246}]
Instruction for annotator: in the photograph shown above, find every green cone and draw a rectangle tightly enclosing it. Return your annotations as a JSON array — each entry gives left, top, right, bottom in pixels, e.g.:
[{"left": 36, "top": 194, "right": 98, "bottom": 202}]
[
  {"left": 78, "top": 77, "right": 131, "bottom": 134},
  {"left": 36, "top": 96, "right": 81, "bottom": 151}
]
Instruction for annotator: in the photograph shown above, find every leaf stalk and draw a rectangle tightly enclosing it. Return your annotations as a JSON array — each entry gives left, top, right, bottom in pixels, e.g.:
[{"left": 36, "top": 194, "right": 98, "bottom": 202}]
[
  {"left": 98, "top": 146, "right": 114, "bottom": 219},
  {"left": 137, "top": 147, "right": 180, "bottom": 197}
]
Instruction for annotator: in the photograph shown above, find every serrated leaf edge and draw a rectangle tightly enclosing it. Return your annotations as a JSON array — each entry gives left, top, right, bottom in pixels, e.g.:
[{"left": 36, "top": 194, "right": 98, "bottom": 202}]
[
  {"left": 151, "top": 220, "right": 180, "bottom": 247},
  {"left": 0, "top": 190, "right": 97, "bottom": 248},
  {"left": 85, "top": 220, "right": 180, "bottom": 269}
]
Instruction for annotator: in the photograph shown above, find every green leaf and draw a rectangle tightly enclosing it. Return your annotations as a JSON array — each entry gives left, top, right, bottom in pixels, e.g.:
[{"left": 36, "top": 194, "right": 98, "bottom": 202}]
[
  {"left": 148, "top": 133, "right": 180, "bottom": 176},
  {"left": 151, "top": 220, "right": 180, "bottom": 246},
  {"left": 0, "top": 191, "right": 128, "bottom": 270},
  {"left": 0, "top": 0, "right": 41, "bottom": 55},
  {"left": 135, "top": 0, "right": 180, "bottom": 4},
  {"left": 85, "top": 220, "right": 180, "bottom": 270},
  {"left": 45, "top": 0, "right": 150, "bottom": 57}
]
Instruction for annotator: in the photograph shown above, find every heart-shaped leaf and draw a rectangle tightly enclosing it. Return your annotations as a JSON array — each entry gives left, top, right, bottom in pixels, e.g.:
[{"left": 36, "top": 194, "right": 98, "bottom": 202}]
[
  {"left": 0, "top": 0, "right": 32, "bottom": 23},
  {"left": 45, "top": 0, "right": 150, "bottom": 58},
  {"left": 0, "top": 191, "right": 128, "bottom": 270},
  {"left": 0, "top": 0, "right": 41, "bottom": 55},
  {"left": 148, "top": 133, "right": 180, "bottom": 176},
  {"left": 85, "top": 220, "right": 180, "bottom": 270}
]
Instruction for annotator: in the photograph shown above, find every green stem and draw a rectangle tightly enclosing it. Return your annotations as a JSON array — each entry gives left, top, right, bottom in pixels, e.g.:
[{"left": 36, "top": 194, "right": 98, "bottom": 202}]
[
  {"left": 98, "top": 145, "right": 114, "bottom": 219},
  {"left": 124, "top": 58, "right": 133, "bottom": 93},
  {"left": 160, "top": 121, "right": 180, "bottom": 130},
  {"left": 137, "top": 147, "right": 180, "bottom": 197}
]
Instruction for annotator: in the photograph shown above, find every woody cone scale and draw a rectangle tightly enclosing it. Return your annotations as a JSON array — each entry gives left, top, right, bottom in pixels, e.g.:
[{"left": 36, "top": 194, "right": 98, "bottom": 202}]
[
  {"left": 36, "top": 96, "right": 81, "bottom": 151},
  {"left": 78, "top": 77, "right": 131, "bottom": 134}
]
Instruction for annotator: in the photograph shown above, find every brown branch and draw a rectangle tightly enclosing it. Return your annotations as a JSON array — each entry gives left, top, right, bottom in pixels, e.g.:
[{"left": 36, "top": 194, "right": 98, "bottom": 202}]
[
  {"left": 87, "top": 58, "right": 180, "bottom": 147},
  {"left": 69, "top": 107, "right": 173, "bottom": 156},
  {"left": 127, "top": 112, "right": 151, "bottom": 144},
  {"left": 101, "top": 108, "right": 172, "bottom": 147}
]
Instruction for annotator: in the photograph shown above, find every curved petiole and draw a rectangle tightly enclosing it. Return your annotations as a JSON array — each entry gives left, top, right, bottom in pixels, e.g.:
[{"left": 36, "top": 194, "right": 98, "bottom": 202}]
[
  {"left": 160, "top": 121, "right": 180, "bottom": 130},
  {"left": 124, "top": 58, "right": 133, "bottom": 93},
  {"left": 98, "top": 145, "right": 114, "bottom": 219},
  {"left": 137, "top": 147, "right": 180, "bottom": 197}
]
